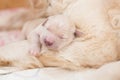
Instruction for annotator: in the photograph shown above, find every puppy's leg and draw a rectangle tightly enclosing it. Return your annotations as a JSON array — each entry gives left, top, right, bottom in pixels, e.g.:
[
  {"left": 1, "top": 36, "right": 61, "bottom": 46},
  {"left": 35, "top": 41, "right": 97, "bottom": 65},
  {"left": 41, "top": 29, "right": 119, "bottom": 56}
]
[
  {"left": 27, "top": 25, "right": 51, "bottom": 56},
  {"left": 28, "top": 30, "right": 41, "bottom": 56}
]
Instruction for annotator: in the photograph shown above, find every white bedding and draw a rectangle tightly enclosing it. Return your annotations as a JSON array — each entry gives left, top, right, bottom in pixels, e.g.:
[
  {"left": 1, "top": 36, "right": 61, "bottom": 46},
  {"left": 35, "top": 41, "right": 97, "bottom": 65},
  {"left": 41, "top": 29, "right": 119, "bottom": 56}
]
[
  {"left": 0, "top": 68, "right": 95, "bottom": 80},
  {"left": 0, "top": 61, "right": 120, "bottom": 80}
]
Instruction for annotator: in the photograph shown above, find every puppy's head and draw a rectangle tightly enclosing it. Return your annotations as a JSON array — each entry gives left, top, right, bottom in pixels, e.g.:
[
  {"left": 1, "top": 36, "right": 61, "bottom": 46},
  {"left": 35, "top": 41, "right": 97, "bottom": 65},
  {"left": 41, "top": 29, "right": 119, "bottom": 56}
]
[{"left": 40, "top": 15, "right": 76, "bottom": 50}]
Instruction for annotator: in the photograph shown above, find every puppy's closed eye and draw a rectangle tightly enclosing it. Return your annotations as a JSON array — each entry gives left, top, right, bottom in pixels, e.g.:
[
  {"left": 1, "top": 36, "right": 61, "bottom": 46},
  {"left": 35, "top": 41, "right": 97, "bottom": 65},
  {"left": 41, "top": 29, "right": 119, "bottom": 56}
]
[{"left": 58, "top": 34, "right": 68, "bottom": 39}]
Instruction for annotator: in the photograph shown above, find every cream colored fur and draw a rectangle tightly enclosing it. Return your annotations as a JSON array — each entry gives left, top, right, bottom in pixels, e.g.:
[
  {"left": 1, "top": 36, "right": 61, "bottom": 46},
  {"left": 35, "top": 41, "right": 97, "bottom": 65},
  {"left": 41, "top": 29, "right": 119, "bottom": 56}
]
[{"left": 0, "top": 0, "right": 120, "bottom": 71}]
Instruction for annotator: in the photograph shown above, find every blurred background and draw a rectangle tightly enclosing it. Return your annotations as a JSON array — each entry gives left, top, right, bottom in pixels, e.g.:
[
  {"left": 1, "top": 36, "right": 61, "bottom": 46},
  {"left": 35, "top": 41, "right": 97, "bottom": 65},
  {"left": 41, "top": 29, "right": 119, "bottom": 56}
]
[
  {"left": 0, "top": 0, "right": 28, "bottom": 9},
  {"left": 0, "top": 0, "right": 32, "bottom": 46}
]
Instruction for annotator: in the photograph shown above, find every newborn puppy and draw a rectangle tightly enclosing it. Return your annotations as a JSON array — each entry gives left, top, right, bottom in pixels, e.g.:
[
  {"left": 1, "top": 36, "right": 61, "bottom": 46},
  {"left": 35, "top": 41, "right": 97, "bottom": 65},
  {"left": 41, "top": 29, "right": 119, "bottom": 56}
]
[{"left": 27, "top": 15, "right": 76, "bottom": 56}]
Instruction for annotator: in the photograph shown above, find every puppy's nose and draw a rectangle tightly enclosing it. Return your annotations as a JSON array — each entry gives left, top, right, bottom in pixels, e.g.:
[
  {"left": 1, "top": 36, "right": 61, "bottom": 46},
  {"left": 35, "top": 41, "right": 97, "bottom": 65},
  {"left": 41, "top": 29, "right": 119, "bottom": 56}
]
[{"left": 44, "top": 38, "right": 54, "bottom": 46}]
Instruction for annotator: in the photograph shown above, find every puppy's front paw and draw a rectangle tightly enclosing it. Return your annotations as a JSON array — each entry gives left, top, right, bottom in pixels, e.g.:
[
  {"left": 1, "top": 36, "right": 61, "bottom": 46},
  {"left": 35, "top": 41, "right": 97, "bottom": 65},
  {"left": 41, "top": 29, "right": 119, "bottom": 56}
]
[{"left": 29, "top": 46, "right": 41, "bottom": 56}]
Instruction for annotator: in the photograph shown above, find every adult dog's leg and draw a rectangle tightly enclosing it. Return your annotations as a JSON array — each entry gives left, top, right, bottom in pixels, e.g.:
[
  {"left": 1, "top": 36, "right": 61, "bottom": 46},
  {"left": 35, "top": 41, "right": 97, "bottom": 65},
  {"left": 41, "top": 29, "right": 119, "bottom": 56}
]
[{"left": 39, "top": 54, "right": 81, "bottom": 70}]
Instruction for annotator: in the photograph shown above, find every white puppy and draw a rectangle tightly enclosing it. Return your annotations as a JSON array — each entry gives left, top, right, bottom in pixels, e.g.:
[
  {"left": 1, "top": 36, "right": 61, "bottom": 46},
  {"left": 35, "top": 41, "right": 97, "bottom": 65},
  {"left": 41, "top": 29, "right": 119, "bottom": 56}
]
[{"left": 27, "top": 15, "right": 76, "bottom": 56}]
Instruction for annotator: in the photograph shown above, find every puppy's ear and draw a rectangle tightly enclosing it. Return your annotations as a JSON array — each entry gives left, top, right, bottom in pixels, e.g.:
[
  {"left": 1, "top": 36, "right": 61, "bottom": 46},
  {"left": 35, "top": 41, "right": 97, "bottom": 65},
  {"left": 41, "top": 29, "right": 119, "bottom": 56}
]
[
  {"left": 74, "top": 29, "right": 83, "bottom": 37},
  {"left": 42, "top": 19, "right": 48, "bottom": 26}
]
